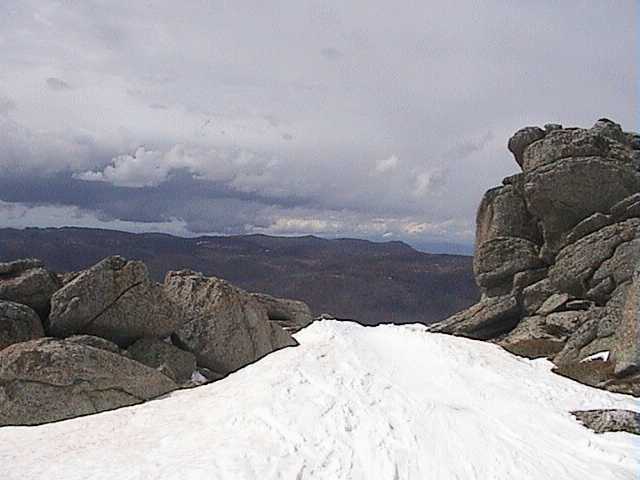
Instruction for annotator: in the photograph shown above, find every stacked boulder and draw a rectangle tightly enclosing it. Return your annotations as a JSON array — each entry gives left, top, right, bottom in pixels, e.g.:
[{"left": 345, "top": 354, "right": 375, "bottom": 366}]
[
  {"left": 251, "top": 293, "right": 314, "bottom": 334},
  {"left": 430, "top": 119, "right": 640, "bottom": 395},
  {"left": 0, "top": 256, "right": 303, "bottom": 426}
]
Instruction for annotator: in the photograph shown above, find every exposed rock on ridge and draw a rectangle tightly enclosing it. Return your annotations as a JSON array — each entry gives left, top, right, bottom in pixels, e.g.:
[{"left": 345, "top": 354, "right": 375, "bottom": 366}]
[
  {"left": 48, "top": 256, "right": 181, "bottom": 346},
  {"left": 251, "top": 292, "right": 314, "bottom": 333},
  {"left": 165, "top": 270, "right": 297, "bottom": 375},
  {"left": 0, "top": 338, "right": 177, "bottom": 426},
  {"left": 0, "top": 258, "right": 61, "bottom": 319},
  {"left": 0, "top": 256, "right": 303, "bottom": 426},
  {"left": 429, "top": 119, "right": 640, "bottom": 396}
]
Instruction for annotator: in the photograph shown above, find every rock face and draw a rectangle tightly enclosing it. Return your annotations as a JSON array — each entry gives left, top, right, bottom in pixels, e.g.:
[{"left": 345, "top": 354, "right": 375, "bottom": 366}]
[
  {"left": 0, "top": 338, "right": 176, "bottom": 426},
  {"left": 48, "top": 256, "right": 181, "bottom": 346},
  {"left": 251, "top": 293, "right": 314, "bottom": 333},
  {"left": 0, "top": 301, "right": 44, "bottom": 351},
  {"left": 612, "top": 267, "right": 640, "bottom": 376},
  {"left": 0, "top": 258, "right": 61, "bottom": 319},
  {"left": 429, "top": 119, "right": 640, "bottom": 395},
  {"left": 165, "top": 270, "right": 297, "bottom": 375},
  {"left": 127, "top": 338, "right": 196, "bottom": 383}
]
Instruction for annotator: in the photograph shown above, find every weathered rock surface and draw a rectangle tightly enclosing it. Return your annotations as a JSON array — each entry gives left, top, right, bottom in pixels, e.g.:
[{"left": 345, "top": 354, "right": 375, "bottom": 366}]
[
  {"left": 251, "top": 293, "right": 314, "bottom": 333},
  {"left": 564, "top": 213, "right": 612, "bottom": 246},
  {"left": 165, "top": 270, "right": 297, "bottom": 375},
  {"left": 572, "top": 409, "right": 640, "bottom": 435},
  {"left": 524, "top": 157, "right": 640, "bottom": 256},
  {"left": 0, "top": 338, "right": 176, "bottom": 426},
  {"left": 522, "top": 126, "right": 637, "bottom": 172},
  {"left": 0, "top": 258, "right": 61, "bottom": 319},
  {"left": 475, "top": 184, "right": 540, "bottom": 246},
  {"left": 611, "top": 193, "right": 640, "bottom": 219},
  {"left": 0, "top": 301, "right": 44, "bottom": 351},
  {"left": 521, "top": 278, "right": 556, "bottom": 315},
  {"left": 127, "top": 338, "right": 196, "bottom": 383},
  {"left": 536, "top": 293, "right": 571, "bottom": 316},
  {"left": 612, "top": 267, "right": 640, "bottom": 377},
  {"left": 507, "top": 126, "right": 546, "bottom": 167},
  {"left": 48, "top": 256, "right": 180, "bottom": 346},
  {"left": 474, "top": 237, "right": 543, "bottom": 290},
  {"left": 499, "top": 315, "right": 567, "bottom": 358},
  {"left": 65, "top": 335, "right": 121, "bottom": 353},
  {"left": 548, "top": 219, "right": 639, "bottom": 297}
]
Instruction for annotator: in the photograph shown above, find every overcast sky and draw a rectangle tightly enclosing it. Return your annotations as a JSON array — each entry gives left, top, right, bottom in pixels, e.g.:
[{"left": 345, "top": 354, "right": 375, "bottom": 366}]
[{"left": 0, "top": 1, "right": 637, "bottom": 252}]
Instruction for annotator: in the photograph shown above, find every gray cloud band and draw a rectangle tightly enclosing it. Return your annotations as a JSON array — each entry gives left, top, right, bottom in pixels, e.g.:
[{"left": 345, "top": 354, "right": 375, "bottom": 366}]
[{"left": 0, "top": 1, "right": 636, "bottom": 249}]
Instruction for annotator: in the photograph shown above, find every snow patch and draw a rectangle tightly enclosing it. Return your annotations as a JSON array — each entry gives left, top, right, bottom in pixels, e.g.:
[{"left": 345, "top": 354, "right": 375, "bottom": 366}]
[
  {"left": 580, "top": 351, "right": 611, "bottom": 363},
  {"left": 0, "top": 321, "right": 638, "bottom": 479}
]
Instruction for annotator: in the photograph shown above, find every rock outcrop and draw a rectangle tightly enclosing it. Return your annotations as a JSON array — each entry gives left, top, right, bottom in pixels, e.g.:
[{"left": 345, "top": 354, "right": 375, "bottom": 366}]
[
  {"left": 251, "top": 293, "right": 314, "bottom": 333},
  {"left": 0, "top": 259, "right": 61, "bottom": 319},
  {"left": 0, "top": 338, "right": 176, "bottom": 426},
  {"left": 0, "top": 301, "right": 44, "bottom": 351},
  {"left": 0, "top": 255, "right": 306, "bottom": 426},
  {"left": 48, "top": 256, "right": 181, "bottom": 346},
  {"left": 429, "top": 119, "right": 640, "bottom": 395},
  {"left": 572, "top": 409, "right": 640, "bottom": 435},
  {"left": 165, "top": 270, "right": 297, "bottom": 375}
]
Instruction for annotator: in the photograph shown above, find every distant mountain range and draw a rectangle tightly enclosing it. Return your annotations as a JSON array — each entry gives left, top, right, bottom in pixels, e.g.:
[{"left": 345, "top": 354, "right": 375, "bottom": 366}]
[{"left": 0, "top": 227, "right": 478, "bottom": 325}]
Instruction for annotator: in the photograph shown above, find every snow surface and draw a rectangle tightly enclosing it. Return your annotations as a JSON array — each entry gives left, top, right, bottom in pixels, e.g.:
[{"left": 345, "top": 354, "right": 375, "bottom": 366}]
[
  {"left": 581, "top": 351, "right": 611, "bottom": 363},
  {"left": 1, "top": 320, "right": 639, "bottom": 480}
]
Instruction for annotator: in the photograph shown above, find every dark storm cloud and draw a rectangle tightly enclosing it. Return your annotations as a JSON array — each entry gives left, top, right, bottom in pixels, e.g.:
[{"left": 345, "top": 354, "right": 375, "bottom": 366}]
[{"left": 0, "top": 0, "right": 637, "bottom": 246}]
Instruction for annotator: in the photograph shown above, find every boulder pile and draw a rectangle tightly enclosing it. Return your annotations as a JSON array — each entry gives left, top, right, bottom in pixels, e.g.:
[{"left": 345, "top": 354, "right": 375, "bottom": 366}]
[
  {"left": 0, "top": 256, "right": 310, "bottom": 426},
  {"left": 429, "top": 119, "right": 640, "bottom": 396}
]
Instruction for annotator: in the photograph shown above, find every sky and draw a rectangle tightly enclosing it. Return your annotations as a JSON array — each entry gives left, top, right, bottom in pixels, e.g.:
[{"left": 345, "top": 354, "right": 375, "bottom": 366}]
[{"left": 0, "top": 1, "right": 637, "bottom": 253}]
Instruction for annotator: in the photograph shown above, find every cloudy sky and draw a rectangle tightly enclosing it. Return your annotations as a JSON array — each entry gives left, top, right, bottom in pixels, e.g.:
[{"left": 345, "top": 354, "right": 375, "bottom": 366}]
[{"left": 0, "top": 1, "right": 637, "bottom": 252}]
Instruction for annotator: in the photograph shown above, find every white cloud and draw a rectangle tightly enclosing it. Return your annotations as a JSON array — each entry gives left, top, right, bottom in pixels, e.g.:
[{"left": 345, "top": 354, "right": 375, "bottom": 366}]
[
  {"left": 74, "top": 147, "right": 168, "bottom": 187},
  {"left": 412, "top": 169, "right": 445, "bottom": 198},
  {"left": 74, "top": 144, "right": 276, "bottom": 189},
  {"left": 0, "top": 0, "right": 636, "bottom": 246},
  {"left": 375, "top": 154, "right": 399, "bottom": 174}
]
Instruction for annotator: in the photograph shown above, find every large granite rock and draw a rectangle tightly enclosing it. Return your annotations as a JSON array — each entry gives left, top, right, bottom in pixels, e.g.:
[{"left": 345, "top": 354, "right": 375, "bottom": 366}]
[
  {"left": 524, "top": 156, "right": 640, "bottom": 256},
  {"left": 475, "top": 182, "right": 540, "bottom": 246},
  {"left": 165, "top": 270, "right": 297, "bottom": 375},
  {"left": 127, "top": 338, "right": 196, "bottom": 383},
  {"left": 427, "top": 294, "right": 520, "bottom": 340},
  {"left": 520, "top": 121, "right": 640, "bottom": 257},
  {"left": 0, "top": 338, "right": 176, "bottom": 426},
  {"left": 507, "top": 126, "right": 546, "bottom": 167},
  {"left": 251, "top": 293, "right": 314, "bottom": 333},
  {"left": 48, "top": 256, "right": 180, "bottom": 346},
  {"left": 0, "top": 258, "right": 61, "bottom": 319},
  {"left": 474, "top": 237, "right": 543, "bottom": 291},
  {"left": 430, "top": 118, "right": 640, "bottom": 396},
  {"left": 0, "top": 300, "right": 44, "bottom": 351},
  {"left": 521, "top": 123, "right": 637, "bottom": 172}
]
